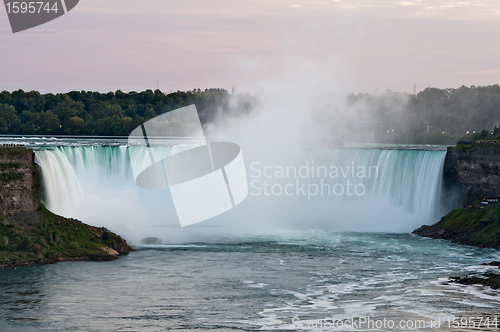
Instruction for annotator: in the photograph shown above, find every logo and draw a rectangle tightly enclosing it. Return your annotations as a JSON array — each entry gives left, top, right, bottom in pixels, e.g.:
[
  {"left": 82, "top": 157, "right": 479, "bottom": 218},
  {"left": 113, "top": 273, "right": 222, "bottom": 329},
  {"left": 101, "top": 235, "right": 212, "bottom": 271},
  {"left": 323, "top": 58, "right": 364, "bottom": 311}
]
[
  {"left": 3, "top": 0, "right": 79, "bottom": 33},
  {"left": 128, "top": 105, "right": 249, "bottom": 227}
]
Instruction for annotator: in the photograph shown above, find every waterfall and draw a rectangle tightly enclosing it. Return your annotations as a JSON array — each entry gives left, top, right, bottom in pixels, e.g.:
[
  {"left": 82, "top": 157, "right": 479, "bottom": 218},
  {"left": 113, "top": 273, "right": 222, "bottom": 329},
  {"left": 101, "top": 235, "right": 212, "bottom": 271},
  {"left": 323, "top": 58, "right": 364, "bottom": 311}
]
[
  {"left": 35, "top": 149, "right": 84, "bottom": 217},
  {"left": 33, "top": 146, "right": 448, "bottom": 241},
  {"left": 305, "top": 149, "right": 446, "bottom": 221}
]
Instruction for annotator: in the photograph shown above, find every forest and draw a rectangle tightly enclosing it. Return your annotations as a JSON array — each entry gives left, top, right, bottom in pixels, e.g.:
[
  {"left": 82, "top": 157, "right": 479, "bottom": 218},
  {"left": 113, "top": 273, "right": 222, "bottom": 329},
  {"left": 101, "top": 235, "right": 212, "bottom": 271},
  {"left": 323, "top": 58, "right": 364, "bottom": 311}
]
[
  {"left": 346, "top": 84, "right": 500, "bottom": 144},
  {"left": 0, "top": 85, "right": 499, "bottom": 144},
  {"left": 0, "top": 88, "right": 254, "bottom": 137}
]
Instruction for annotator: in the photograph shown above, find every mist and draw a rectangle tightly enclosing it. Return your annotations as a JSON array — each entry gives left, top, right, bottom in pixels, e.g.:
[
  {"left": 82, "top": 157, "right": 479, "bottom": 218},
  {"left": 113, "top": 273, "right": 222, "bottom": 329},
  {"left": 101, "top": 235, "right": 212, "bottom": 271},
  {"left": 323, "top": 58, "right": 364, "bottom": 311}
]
[
  {"left": 30, "top": 24, "right": 456, "bottom": 245},
  {"left": 33, "top": 77, "right": 449, "bottom": 245}
]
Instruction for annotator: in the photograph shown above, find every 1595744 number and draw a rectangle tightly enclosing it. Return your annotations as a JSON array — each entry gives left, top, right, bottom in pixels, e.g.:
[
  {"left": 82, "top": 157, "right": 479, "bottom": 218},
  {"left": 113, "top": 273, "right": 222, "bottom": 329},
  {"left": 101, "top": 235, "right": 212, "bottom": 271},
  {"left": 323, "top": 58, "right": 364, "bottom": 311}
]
[
  {"left": 5, "top": 2, "right": 59, "bottom": 14},
  {"left": 447, "top": 316, "right": 498, "bottom": 329}
]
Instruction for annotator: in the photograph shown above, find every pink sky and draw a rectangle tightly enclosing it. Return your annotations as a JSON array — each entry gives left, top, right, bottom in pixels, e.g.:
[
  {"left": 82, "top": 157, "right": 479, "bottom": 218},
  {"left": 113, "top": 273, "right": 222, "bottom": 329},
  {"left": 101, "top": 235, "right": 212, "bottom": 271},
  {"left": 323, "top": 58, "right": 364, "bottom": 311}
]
[{"left": 1, "top": 0, "right": 500, "bottom": 94}]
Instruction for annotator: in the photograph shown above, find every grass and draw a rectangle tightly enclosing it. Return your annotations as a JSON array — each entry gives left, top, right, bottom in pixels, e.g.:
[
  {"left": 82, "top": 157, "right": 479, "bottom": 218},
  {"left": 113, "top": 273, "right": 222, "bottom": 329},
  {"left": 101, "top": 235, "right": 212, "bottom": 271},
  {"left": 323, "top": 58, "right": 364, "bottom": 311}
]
[
  {"left": 450, "top": 143, "right": 500, "bottom": 152},
  {"left": 0, "top": 172, "right": 24, "bottom": 183},
  {"left": 0, "top": 148, "right": 31, "bottom": 155},
  {"left": 413, "top": 202, "right": 500, "bottom": 247},
  {"left": 0, "top": 198, "right": 126, "bottom": 266},
  {"left": 0, "top": 162, "right": 23, "bottom": 171}
]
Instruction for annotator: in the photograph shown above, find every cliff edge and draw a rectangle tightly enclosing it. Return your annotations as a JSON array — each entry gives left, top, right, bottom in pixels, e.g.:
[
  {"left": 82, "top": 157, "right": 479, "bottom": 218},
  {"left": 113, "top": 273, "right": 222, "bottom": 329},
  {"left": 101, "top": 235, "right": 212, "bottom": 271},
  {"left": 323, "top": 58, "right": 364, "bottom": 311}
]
[
  {"left": 413, "top": 200, "right": 500, "bottom": 248},
  {"left": 0, "top": 147, "right": 132, "bottom": 268},
  {"left": 444, "top": 143, "right": 500, "bottom": 206}
]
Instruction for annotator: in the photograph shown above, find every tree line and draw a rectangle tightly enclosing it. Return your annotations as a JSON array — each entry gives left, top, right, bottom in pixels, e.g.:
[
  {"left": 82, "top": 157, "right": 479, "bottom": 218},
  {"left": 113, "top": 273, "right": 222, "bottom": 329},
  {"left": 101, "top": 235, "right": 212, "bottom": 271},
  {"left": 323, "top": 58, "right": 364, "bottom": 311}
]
[
  {"left": 345, "top": 85, "right": 500, "bottom": 144},
  {"left": 0, "top": 88, "right": 254, "bottom": 136},
  {"left": 0, "top": 85, "right": 499, "bottom": 144}
]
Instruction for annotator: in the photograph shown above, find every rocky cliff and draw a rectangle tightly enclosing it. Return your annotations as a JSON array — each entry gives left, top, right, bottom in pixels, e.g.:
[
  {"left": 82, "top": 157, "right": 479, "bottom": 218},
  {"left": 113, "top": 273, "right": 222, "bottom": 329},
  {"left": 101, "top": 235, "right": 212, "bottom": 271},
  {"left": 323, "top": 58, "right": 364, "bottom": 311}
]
[
  {"left": 0, "top": 147, "right": 38, "bottom": 219},
  {"left": 413, "top": 201, "right": 500, "bottom": 248},
  {"left": 0, "top": 147, "right": 133, "bottom": 268},
  {"left": 416, "top": 144, "right": 500, "bottom": 249},
  {"left": 443, "top": 145, "right": 500, "bottom": 206}
]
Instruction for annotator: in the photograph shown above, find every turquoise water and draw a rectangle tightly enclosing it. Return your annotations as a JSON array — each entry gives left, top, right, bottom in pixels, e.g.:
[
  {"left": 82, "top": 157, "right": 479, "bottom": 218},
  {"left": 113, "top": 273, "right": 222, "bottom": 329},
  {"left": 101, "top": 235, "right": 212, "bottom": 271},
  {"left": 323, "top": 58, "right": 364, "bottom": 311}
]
[
  {"left": 1, "top": 138, "right": 497, "bottom": 331},
  {"left": 32, "top": 143, "right": 449, "bottom": 241},
  {"left": 1, "top": 232, "right": 499, "bottom": 331}
]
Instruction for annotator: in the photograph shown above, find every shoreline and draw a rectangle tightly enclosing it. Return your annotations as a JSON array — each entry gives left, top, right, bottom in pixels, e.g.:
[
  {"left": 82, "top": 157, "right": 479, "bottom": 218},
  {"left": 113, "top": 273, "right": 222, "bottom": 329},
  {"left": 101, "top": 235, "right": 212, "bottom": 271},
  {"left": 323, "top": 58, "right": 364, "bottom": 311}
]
[
  {"left": 0, "top": 253, "right": 125, "bottom": 269},
  {"left": 413, "top": 201, "right": 500, "bottom": 248}
]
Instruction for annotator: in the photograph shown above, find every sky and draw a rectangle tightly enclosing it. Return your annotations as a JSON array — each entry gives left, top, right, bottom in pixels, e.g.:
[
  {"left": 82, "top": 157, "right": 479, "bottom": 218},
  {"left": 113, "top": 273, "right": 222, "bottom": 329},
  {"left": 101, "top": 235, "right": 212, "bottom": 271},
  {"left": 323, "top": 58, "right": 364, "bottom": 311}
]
[{"left": 1, "top": 0, "right": 500, "bottom": 94}]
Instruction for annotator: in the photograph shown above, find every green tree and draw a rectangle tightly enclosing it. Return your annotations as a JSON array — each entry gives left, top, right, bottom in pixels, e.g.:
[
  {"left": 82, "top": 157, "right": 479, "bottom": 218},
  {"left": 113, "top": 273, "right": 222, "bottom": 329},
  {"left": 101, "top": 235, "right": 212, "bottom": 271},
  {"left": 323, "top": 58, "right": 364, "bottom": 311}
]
[
  {"left": 65, "top": 116, "right": 86, "bottom": 135},
  {"left": 480, "top": 129, "right": 489, "bottom": 140},
  {"left": 41, "top": 110, "right": 61, "bottom": 133},
  {"left": 54, "top": 97, "right": 84, "bottom": 123},
  {"left": 0, "top": 103, "right": 21, "bottom": 134}
]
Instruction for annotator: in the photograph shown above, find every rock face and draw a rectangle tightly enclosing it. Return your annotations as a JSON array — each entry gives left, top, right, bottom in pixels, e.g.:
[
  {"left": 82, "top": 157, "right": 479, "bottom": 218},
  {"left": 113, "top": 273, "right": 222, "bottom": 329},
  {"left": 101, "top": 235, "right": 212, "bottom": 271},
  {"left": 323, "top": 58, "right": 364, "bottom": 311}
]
[
  {"left": 417, "top": 146, "right": 500, "bottom": 249},
  {"left": 0, "top": 147, "right": 133, "bottom": 268},
  {"left": 443, "top": 147, "right": 500, "bottom": 205},
  {"left": 103, "top": 230, "right": 132, "bottom": 254},
  {"left": 0, "top": 147, "right": 39, "bottom": 218},
  {"left": 101, "top": 247, "right": 120, "bottom": 255}
]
